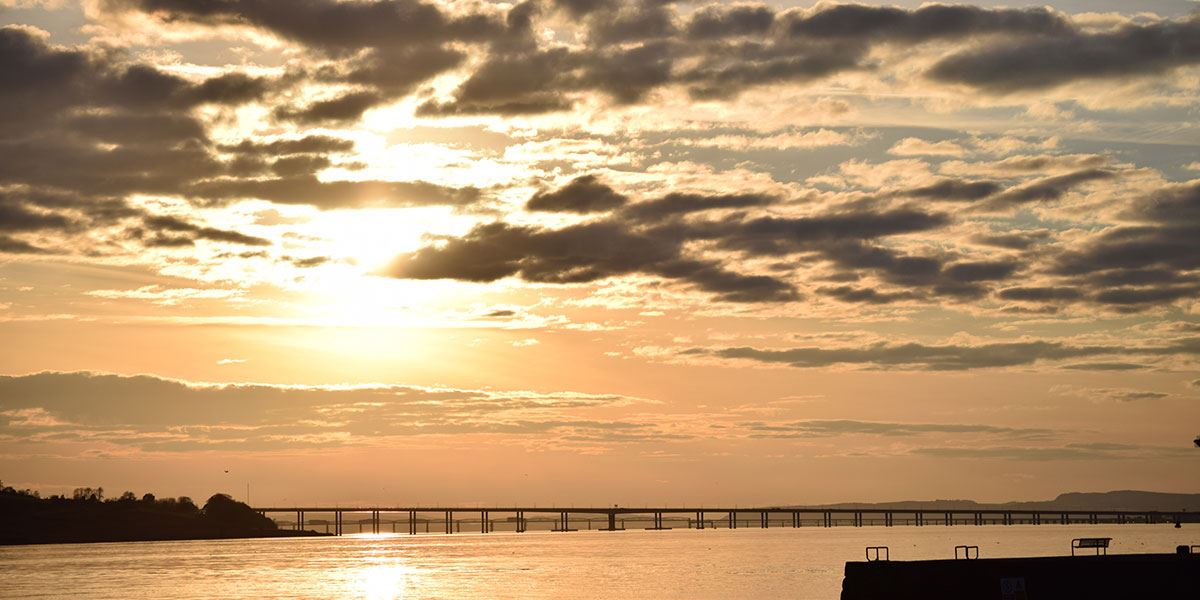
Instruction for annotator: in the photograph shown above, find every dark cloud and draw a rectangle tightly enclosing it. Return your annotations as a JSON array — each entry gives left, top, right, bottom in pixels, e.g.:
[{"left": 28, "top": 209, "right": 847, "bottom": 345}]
[
  {"left": 103, "top": 2, "right": 1200, "bottom": 116},
  {"left": 901, "top": 179, "right": 1001, "bottom": 201},
  {"left": 1051, "top": 181, "right": 1200, "bottom": 310},
  {"left": 0, "top": 26, "right": 267, "bottom": 135},
  {"left": 121, "top": 0, "right": 504, "bottom": 52},
  {"left": 998, "top": 286, "right": 1083, "bottom": 302},
  {"left": 218, "top": 135, "right": 355, "bottom": 155},
  {"left": 911, "top": 443, "right": 1192, "bottom": 461},
  {"left": 0, "top": 235, "right": 47, "bottom": 254},
  {"left": 2, "top": 22, "right": 474, "bottom": 255},
  {"left": 686, "top": 5, "right": 774, "bottom": 39},
  {"left": 620, "top": 192, "right": 775, "bottom": 221},
  {"left": 387, "top": 180, "right": 963, "bottom": 302},
  {"left": 970, "top": 230, "right": 1052, "bottom": 250},
  {"left": 742, "top": 419, "right": 1053, "bottom": 439},
  {"left": 1059, "top": 363, "right": 1148, "bottom": 371},
  {"left": 187, "top": 176, "right": 479, "bottom": 209},
  {"left": 552, "top": 0, "right": 616, "bottom": 18},
  {"left": 783, "top": 4, "right": 1071, "bottom": 42},
  {"left": 0, "top": 195, "right": 77, "bottom": 232},
  {"left": 138, "top": 215, "right": 271, "bottom": 247},
  {"left": 689, "top": 337, "right": 1200, "bottom": 370},
  {"left": 386, "top": 220, "right": 799, "bottom": 302},
  {"left": 987, "top": 168, "right": 1116, "bottom": 207},
  {"left": 288, "top": 256, "right": 331, "bottom": 268},
  {"left": 414, "top": 2, "right": 1096, "bottom": 114},
  {"left": 817, "top": 285, "right": 919, "bottom": 304},
  {"left": 929, "top": 16, "right": 1200, "bottom": 92},
  {"left": 274, "top": 90, "right": 385, "bottom": 124},
  {"left": 0, "top": 371, "right": 654, "bottom": 452},
  {"left": 526, "top": 175, "right": 628, "bottom": 213}
]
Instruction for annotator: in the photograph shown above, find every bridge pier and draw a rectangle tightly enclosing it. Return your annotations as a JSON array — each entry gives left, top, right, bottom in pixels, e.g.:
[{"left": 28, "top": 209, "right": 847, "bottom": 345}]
[
  {"left": 600, "top": 511, "right": 623, "bottom": 531},
  {"left": 730, "top": 511, "right": 737, "bottom": 529},
  {"left": 696, "top": 511, "right": 705, "bottom": 529},
  {"left": 555, "top": 511, "right": 578, "bottom": 532},
  {"left": 647, "top": 511, "right": 670, "bottom": 530}
]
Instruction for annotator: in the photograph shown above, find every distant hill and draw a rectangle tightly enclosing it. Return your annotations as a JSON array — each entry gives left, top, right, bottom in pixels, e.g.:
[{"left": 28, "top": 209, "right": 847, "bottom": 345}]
[
  {"left": 0, "top": 487, "right": 326, "bottom": 545},
  {"left": 813, "top": 490, "right": 1200, "bottom": 512}
]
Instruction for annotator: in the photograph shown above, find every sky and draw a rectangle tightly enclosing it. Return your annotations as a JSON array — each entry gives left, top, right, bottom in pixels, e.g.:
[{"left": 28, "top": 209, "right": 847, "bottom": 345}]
[{"left": 1, "top": 0, "right": 1198, "bottom": 507}]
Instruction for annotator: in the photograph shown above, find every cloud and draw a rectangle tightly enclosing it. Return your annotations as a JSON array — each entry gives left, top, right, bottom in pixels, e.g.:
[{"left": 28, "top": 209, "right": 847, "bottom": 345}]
[
  {"left": 136, "top": 215, "right": 270, "bottom": 247},
  {"left": 888, "top": 137, "right": 967, "bottom": 157},
  {"left": 928, "top": 16, "right": 1200, "bottom": 93},
  {"left": 385, "top": 179, "right": 964, "bottom": 303},
  {"left": 986, "top": 168, "right": 1116, "bottom": 207},
  {"left": 997, "top": 287, "right": 1084, "bottom": 302},
  {"left": 742, "top": 419, "right": 1053, "bottom": 439},
  {"left": 899, "top": 179, "right": 1002, "bottom": 201},
  {"left": 911, "top": 443, "right": 1192, "bottom": 461},
  {"left": 85, "top": 286, "right": 243, "bottom": 305},
  {"left": 688, "top": 337, "right": 1200, "bottom": 371},
  {"left": 526, "top": 175, "right": 628, "bottom": 213},
  {"left": 1050, "top": 181, "right": 1200, "bottom": 310},
  {"left": 0, "top": 371, "right": 657, "bottom": 452},
  {"left": 386, "top": 220, "right": 801, "bottom": 303}
]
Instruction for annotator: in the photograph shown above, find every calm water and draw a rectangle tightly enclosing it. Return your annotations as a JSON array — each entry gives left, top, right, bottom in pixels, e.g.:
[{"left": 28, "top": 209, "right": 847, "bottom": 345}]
[{"left": 1, "top": 525, "right": 1194, "bottom": 599}]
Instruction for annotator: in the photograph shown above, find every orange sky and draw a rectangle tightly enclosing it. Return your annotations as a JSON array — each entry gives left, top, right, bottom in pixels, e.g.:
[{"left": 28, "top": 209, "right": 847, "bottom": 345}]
[{"left": 1, "top": 0, "right": 1198, "bottom": 505}]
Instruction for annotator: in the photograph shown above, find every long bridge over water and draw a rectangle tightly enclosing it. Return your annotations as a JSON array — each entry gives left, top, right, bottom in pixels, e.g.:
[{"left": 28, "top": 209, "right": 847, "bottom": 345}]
[{"left": 252, "top": 506, "right": 1189, "bottom": 536}]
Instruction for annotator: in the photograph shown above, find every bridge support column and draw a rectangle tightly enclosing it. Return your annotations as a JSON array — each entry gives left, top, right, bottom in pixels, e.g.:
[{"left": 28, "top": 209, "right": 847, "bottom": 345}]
[
  {"left": 481, "top": 510, "right": 488, "bottom": 533},
  {"left": 445, "top": 511, "right": 452, "bottom": 534},
  {"left": 697, "top": 511, "right": 704, "bottom": 529}
]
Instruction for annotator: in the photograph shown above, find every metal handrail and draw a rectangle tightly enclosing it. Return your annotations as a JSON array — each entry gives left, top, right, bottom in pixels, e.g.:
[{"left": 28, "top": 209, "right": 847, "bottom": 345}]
[
  {"left": 955, "top": 545, "right": 979, "bottom": 559},
  {"left": 866, "top": 546, "right": 889, "bottom": 561}
]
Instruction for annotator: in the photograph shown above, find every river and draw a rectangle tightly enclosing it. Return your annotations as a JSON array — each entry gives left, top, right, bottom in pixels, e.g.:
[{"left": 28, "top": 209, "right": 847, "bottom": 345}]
[{"left": 1, "top": 524, "right": 1193, "bottom": 599}]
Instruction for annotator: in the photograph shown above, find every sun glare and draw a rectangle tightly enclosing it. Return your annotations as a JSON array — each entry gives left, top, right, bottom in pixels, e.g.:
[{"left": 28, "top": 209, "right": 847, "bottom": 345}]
[{"left": 357, "top": 562, "right": 412, "bottom": 600}]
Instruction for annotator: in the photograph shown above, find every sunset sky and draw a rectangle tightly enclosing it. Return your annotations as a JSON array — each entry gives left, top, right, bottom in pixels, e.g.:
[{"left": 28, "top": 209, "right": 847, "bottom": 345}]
[{"left": 1, "top": 0, "right": 1198, "bottom": 507}]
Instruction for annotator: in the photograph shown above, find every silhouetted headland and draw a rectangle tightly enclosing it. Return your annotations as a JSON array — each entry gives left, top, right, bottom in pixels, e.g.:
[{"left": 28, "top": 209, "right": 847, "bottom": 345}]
[{"left": 0, "top": 485, "right": 327, "bottom": 545}]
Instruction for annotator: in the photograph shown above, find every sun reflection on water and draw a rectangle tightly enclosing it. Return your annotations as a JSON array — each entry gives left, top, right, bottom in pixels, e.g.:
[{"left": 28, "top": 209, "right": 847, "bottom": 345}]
[{"left": 357, "top": 562, "right": 413, "bottom": 600}]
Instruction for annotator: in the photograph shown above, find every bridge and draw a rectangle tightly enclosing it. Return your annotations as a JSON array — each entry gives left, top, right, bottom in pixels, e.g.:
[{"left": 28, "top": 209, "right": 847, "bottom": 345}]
[{"left": 251, "top": 506, "right": 1188, "bottom": 536}]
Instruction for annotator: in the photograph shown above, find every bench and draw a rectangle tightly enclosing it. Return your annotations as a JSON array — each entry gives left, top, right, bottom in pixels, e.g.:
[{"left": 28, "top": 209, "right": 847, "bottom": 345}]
[{"left": 1071, "top": 537, "right": 1111, "bottom": 556}]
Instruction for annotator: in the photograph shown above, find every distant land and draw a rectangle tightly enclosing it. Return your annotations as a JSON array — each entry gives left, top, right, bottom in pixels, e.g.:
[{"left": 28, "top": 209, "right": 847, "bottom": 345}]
[
  {"left": 812, "top": 490, "right": 1200, "bottom": 513},
  {"left": 0, "top": 485, "right": 326, "bottom": 546}
]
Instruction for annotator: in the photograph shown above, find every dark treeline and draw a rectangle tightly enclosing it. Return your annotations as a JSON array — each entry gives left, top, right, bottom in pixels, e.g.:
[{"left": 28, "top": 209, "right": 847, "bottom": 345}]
[{"left": 0, "top": 483, "right": 324, "bottom": 545}]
